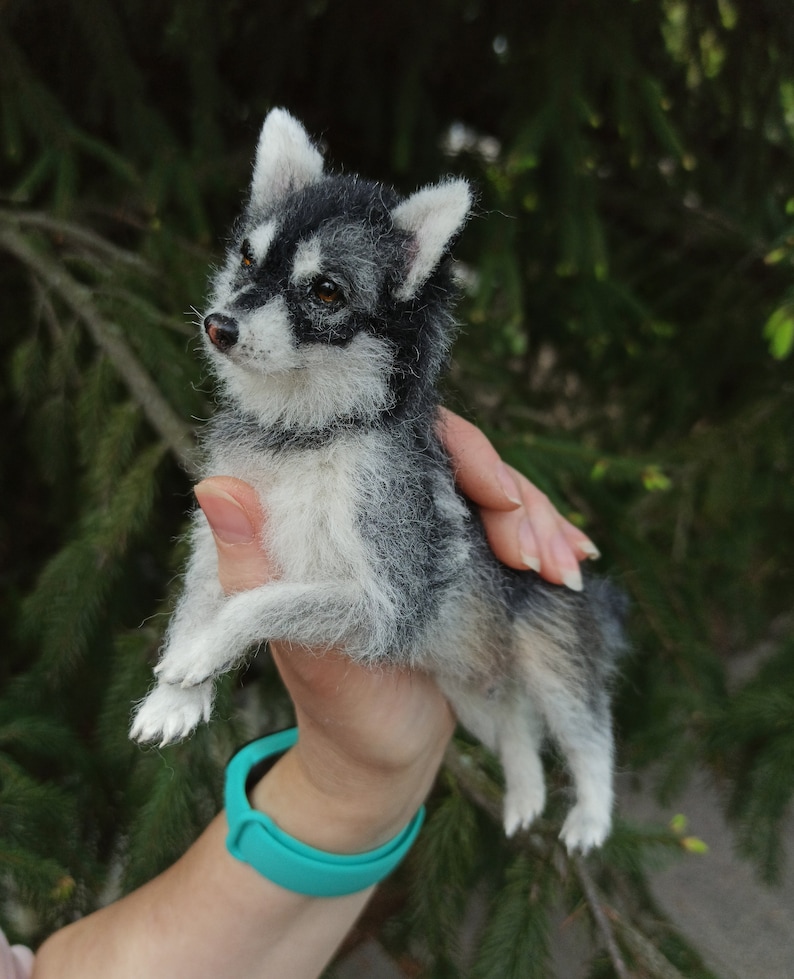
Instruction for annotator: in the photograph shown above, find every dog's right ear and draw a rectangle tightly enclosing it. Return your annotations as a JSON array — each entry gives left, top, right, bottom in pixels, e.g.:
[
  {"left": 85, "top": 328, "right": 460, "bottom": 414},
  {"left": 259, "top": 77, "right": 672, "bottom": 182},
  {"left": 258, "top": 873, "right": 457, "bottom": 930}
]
[{"left": 249, "top": 109, "right": 324, "bottom": 211}]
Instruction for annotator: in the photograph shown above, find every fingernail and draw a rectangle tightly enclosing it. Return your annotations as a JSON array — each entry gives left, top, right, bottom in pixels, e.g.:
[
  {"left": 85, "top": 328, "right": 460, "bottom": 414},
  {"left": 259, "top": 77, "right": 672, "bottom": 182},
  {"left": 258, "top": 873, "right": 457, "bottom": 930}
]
[
  {"left": 194, "top": 484, "right": 255, "bottom": 544},
  {"left": 578, "top": 541, "right": 601, "bottom": 560},
  {"left": 562, "top": 567, "right": 583, "bottom": 592},
  {"left": 497, "top": 463, "right": 523, "bottom": 506},
  {"left": 518, "top": 519, "right": 541, "bottom": 573}
]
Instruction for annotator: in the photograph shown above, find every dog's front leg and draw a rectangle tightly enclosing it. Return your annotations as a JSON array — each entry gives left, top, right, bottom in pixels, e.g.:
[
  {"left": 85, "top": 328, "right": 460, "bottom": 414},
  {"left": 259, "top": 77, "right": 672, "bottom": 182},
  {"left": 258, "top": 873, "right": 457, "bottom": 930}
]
[
  {"left": 154, "top": 580, "right": 368, "bottom": 687},
  {"left": 161, "top": 514, "right": 228, "bottom": 652},
  {"left": 129, "top": 519, "right": 229, "bottom": 744}
]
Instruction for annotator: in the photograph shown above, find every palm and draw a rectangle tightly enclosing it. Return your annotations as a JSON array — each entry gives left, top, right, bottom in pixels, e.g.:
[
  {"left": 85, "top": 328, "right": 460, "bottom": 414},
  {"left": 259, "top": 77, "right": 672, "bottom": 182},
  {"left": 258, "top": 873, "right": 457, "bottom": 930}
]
[{"left": 271, "top": 643, "right": 455, "bottom": 775}]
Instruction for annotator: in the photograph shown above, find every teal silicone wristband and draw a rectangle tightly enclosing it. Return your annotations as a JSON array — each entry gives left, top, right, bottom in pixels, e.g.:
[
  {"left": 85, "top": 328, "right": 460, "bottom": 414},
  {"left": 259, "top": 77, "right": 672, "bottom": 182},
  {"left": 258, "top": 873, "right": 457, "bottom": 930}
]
[{"left": 225, "top": 728, "right": 425, "bottom": 897}]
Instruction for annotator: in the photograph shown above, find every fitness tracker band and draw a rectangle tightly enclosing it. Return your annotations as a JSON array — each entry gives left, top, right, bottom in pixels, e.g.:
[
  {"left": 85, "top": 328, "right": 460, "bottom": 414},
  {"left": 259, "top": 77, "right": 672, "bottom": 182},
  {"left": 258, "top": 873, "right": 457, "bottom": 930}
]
[{"left": 225, "top": 728, "right": 425, "bottom": 897}]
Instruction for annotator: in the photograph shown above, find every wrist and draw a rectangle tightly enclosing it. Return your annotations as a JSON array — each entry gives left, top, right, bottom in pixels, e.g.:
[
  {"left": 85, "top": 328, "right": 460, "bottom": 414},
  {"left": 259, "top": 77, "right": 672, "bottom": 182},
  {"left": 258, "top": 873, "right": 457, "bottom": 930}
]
[
  {"left": 226, "top": 730, "right": 427, "bottom": 897},
  {"left": 249, "top": 743, "right": 426, "bottom": 854}
]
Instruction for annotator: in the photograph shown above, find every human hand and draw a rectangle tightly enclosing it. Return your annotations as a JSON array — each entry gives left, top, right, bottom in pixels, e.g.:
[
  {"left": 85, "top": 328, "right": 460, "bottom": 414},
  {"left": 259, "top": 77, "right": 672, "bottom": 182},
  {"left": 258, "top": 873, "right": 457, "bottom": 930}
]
[
  {"left": 192, "top": 410, "right": 601, "bottom": 849},
  {"left": 195, "top": 409, "right": 598, "bottom": 596},
  {"left": 438, "top": 408, "right": 599, "bottom": 591},
  {"left": 194, "top": 476, "right": 454, "bottom": 852}
]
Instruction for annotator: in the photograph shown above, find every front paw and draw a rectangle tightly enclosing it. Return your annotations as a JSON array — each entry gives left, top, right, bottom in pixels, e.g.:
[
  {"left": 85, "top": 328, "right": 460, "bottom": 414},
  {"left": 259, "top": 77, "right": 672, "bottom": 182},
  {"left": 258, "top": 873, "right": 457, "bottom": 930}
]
[{"left": 130, "top": 681, "right": 214, "bottom": 746}]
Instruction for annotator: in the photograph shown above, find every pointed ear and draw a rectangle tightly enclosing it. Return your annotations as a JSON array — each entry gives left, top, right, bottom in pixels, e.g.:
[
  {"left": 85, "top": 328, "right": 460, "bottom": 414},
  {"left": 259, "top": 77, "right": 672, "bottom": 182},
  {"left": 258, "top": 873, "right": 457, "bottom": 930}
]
[
  {"left": 391, "top": 179, "right": 472, "bottom": 300},
  {"left": 249, "top": 109, "right": 324, "bottom": 211}
]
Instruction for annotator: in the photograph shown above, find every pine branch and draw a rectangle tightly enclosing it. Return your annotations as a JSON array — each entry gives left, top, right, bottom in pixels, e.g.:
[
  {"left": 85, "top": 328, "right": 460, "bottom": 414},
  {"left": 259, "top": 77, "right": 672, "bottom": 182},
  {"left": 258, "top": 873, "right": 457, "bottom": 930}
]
[
  {"left": 443, "top": 741, "right": 504, "bottom": 824},
  {"left": 569, "top": 860, "right": 690, "bottom": 979},
  {"left": 571, "top": 855, "right": 632, "bottom": 979},
  {"left": 0, "top": 220, "right": 198, "bottom": 473},
  {"left": 1, "top": 210, "right": 154, "bottom": 273},
  {"left": 445, "top": 742, "right": 695, "bottom": 979},
  {"left": 470, "top": 852, "right": 553, "bottom": 979},
  {"left": 609, "top": 911, "right": 688, "bottom": 979}
]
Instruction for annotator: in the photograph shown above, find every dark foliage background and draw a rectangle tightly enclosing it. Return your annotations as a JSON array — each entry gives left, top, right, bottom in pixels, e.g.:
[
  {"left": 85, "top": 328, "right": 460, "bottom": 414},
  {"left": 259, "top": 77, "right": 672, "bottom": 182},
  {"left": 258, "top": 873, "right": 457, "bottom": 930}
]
[{"left": 1, "top": 1, "right": 793, "bottom": 976}]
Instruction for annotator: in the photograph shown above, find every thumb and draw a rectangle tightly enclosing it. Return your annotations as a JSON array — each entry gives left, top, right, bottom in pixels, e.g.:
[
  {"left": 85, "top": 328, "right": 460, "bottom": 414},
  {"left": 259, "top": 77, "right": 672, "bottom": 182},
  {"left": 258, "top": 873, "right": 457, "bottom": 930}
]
[{"left": 193, "top": 477, "right": 273, "bottom": 594}]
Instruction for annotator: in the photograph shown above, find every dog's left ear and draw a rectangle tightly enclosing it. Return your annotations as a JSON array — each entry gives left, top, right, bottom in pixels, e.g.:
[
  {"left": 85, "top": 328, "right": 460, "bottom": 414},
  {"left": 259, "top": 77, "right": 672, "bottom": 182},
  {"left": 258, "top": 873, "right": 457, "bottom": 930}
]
[
  {"left": 391, "top": 179, "right": 472, "bottom": 301},
  {"left": 249, "top": 108, "right": 324, "bottom": 212}
]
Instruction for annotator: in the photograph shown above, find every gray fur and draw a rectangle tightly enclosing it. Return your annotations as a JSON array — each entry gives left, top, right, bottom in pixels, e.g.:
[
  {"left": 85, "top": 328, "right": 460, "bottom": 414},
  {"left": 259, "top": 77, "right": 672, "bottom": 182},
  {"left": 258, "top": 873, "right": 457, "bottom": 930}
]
[{"left": 130, "top": 109, "right": 625, "bottom": 852}]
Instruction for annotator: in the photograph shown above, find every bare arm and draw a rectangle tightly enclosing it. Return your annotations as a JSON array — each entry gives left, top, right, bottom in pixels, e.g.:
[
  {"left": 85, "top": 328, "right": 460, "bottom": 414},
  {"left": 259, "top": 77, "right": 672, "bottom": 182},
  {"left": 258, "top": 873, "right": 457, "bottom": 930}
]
[
  {"left": 32, "top": 413, "right": 597, "bottom": 979},
  {"left": 35, "top": 679, "right": 451, "bottom": 979},
  {"left": 34, "top": 507, "right": 453, "bottom": 979}
]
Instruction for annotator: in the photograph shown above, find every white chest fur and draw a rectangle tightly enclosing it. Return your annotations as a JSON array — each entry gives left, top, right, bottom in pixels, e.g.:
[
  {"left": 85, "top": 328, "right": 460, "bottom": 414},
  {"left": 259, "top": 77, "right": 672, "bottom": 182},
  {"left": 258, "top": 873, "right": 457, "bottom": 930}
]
[{"left": 211, "top": 434, "right": 381, "bottom": 587}]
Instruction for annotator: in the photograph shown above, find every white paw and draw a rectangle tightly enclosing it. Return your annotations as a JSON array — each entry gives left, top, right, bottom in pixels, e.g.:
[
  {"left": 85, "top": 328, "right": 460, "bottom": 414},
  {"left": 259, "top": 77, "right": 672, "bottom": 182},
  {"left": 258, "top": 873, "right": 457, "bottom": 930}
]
[
  {"left": 559, "top": 802, "right": 611, "bottom": 853},
  {"left": 130, "top": 682, "right": 214, "bottom": 746},
  {"left": 502, "top": 779, "right": 546, "bottom": 837}
]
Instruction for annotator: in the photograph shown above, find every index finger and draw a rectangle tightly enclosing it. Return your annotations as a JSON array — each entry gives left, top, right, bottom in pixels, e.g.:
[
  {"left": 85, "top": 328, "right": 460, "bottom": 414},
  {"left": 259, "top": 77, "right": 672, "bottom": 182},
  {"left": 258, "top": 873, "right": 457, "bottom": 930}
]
[{"left": 437, "top": 408, "right": 521, "bottom": 512}]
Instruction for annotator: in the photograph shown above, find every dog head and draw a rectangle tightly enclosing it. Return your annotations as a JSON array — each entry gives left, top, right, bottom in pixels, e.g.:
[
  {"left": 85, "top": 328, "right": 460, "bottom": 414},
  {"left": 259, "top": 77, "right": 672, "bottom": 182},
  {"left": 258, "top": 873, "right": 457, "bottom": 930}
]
[{"left": 203, "top": 109, "right": 472, "bottom": 432}]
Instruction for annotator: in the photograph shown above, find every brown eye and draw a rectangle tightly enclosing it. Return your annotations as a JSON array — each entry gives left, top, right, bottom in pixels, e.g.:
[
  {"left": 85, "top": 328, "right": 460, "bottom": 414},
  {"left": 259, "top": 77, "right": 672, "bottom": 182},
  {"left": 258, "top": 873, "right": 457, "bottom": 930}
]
[
  {"left": 240, "top": 239, "right": 254, "bottom": 267},
  {"left": 313, "top": 278, "right": 343, "bottom": 304}
]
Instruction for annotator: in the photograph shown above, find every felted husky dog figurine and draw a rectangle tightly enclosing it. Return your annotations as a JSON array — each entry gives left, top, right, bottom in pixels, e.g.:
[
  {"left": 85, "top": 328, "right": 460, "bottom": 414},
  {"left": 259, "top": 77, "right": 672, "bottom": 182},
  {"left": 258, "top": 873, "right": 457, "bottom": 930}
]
[{"left": 131, "top": 109, "right": 625, "bottom": 852}]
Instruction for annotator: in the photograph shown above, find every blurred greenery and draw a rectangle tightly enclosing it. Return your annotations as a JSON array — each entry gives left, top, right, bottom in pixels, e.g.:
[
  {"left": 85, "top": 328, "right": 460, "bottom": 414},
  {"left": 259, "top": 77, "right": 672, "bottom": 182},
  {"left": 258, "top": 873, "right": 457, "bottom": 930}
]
[{"left": 1, "top": 1, "right": 792, "bottom": 975}]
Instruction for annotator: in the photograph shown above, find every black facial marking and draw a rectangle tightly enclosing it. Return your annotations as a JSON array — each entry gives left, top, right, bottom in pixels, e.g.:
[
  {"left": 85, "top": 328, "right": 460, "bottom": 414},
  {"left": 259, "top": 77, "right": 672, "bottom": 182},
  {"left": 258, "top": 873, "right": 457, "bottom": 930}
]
[
  {"left": 224, "top": 173, "right": 458, "bottom": 415},
  {"left": 240, "top": 238, "right": 254, "bottom": 267}
]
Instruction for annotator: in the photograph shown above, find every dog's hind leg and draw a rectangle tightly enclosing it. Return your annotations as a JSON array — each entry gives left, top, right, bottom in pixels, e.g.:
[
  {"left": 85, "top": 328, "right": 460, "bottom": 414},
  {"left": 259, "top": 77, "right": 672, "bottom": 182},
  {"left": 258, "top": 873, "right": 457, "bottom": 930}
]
[
  {"left": 554, "top": 715, "right": 613, "bottom": 853},
  {"left": 513, "top": 623, "right": 614, "bottom": 852},
  {"left": 527, "top": 679, "right": 612, "bottom": 850},
  {"left": 440, "top": 679, "right": 547, "bottom": 836},
  {"left": 499, "top": 696, "right": 548, "bottom": 836}
]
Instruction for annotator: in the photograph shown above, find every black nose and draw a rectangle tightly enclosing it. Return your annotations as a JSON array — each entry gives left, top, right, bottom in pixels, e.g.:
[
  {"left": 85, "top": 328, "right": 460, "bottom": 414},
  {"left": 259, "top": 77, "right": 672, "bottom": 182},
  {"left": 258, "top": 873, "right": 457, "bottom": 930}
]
[{"left": 204, "top": 313, "right": 239, "bottom": 352}]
